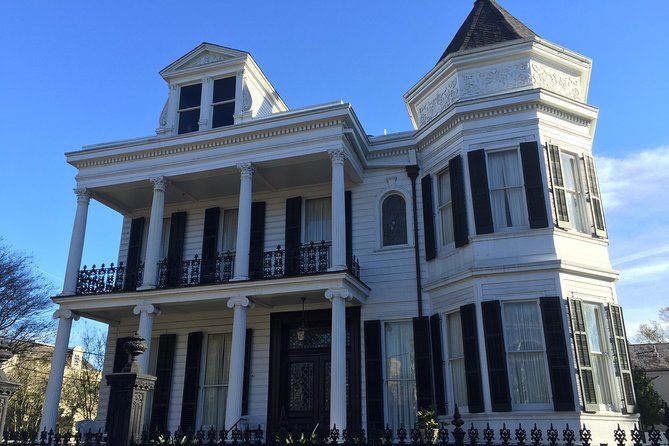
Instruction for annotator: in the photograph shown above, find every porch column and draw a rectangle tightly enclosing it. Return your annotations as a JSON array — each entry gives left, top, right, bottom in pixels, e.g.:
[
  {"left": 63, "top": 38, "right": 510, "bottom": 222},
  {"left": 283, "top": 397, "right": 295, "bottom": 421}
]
[
  {"left": 325, "top": 287, "right": 351, "bottom": 432},
  {"left": 133, "top": 303, "right": 161, "bottom": 373},
  {"left": 328, "top": 148, "right": 347, "bottom": 271},
  {"left": 139, "top": 177, "right": 168, "bottom": 290},
  {"left": 61, "top": 188, "right": 91, "bottom": 296},
  {"left": 225, "top": 296, "right": 253, "bottom": 429},
  {"left": 232, "top": 163, "right": 255, "bottom": 281},
  {"left": 40, "top": 309, "right": 80, "bottom": 432}
]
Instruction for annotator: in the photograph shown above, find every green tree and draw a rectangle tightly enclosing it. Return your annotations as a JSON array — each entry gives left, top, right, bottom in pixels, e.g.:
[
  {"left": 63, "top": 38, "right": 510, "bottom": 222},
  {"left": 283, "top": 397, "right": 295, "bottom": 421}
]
[
  {"left": 5, "top": 349, "right": 51, "bottom": 431},
  {"left": 636, "top": 306, "right": 669, "bottom": 343},
  {"left": 632, "top": 367, "right": 665, "bottom": 429}
]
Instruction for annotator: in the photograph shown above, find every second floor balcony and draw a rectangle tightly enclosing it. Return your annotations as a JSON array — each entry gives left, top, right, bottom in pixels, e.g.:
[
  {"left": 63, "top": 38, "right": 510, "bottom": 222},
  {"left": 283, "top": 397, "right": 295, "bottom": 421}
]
[{"left": 75, "top": 241, "right": 361, "bottom": 296}]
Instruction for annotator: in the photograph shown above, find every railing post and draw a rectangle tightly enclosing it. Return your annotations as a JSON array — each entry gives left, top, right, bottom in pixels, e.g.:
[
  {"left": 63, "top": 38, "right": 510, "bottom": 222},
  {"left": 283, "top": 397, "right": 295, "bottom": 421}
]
[{"left": 452, "top": 406, "right": 465, "bottom": 446}]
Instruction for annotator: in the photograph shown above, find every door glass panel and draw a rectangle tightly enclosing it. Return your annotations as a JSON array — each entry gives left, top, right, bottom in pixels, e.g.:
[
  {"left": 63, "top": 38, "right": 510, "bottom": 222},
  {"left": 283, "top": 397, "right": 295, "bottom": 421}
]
[{"left": 289, "top": 362, "right": 314, "bottom": 411}]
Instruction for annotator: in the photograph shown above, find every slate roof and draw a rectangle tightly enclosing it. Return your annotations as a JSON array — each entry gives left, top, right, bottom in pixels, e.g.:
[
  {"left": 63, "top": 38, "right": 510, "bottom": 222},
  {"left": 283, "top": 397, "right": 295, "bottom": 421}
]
[
  {"left": 629, "top": 343, "right": 669, "bottom": 371},
  {"left": 438, "top": 0, "right": 538, "bottom": 63}
]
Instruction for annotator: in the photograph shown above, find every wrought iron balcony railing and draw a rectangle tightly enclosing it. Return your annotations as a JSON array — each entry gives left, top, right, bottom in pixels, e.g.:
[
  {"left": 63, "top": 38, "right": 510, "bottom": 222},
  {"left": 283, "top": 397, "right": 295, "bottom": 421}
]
[
  {"left": 157, "top": 251, "right": 235, "bottom": 288},
  {"left": 76, "top": 262, "right": 144, "bottom": 295}
]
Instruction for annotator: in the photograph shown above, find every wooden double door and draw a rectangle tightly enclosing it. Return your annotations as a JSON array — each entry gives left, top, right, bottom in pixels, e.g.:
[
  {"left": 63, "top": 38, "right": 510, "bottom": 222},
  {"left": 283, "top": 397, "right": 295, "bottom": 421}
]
[{"left": 268, "top": 308, "right": 360, "bottom": 436}]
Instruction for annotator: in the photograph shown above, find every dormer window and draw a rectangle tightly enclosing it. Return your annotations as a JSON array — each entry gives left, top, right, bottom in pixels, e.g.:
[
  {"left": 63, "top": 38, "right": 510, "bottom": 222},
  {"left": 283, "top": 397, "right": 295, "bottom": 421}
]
[
  {"left": 178, "top": 83, "right": 202, "bottom": 134},
  {"left": 212, "top": 77, "right": 236, "bottom": 128}
]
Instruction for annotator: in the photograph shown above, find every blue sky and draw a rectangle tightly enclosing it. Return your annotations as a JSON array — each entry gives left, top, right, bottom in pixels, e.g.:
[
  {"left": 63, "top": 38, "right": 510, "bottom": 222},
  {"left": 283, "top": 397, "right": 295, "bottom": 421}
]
[{"left": 1, "top": 1, "right": 667, "bottom": 344}]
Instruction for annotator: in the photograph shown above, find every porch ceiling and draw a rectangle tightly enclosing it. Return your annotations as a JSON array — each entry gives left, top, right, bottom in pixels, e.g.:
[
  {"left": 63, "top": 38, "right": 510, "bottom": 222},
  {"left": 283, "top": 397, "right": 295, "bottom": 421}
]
[{"left": 90, "top": 153, "right": 359, "bottom": 213}]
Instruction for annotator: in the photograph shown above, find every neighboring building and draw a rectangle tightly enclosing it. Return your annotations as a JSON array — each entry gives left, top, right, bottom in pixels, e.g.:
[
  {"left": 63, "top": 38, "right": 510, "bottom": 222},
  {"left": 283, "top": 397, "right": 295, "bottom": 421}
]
[
  {"left": 630, "top": 343, "right": 669, "bottom": 405},
  {"left": 41, "top": 0, "right": 639, "bottom": 441}
]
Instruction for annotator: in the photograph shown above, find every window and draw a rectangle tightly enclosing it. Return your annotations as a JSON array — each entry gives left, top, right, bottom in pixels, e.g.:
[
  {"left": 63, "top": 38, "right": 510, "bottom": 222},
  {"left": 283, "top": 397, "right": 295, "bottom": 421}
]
[
  {"left": 502, "top": 301, "right": 550, "bottom": 408},
  {"left": 304, "top": 197, "right": 331, "bottom": 243},
  {"left": 220, "top": 208, "right": 238, "bottom": 253},
  {"left": 384, "top": 321, "right": 417, "bottom": 429},
  {"left": 487, "top": 150, "right": 527, "bottom": 229},
  {"left": 178, "top": 83, "right": 202, "bottom": 134},
  {"left": 581, "top": 303, "right": 615, "bottom": 407},
  {"left": 446, "top": 312, "right": 467, "bottom": 409},
  {"left": 559, "top": 153, "right": 588, "bottom": 233},
  {"left": 200, "top": 333, "right": 232, "bottom": 430},
  {"left": 212, "top": 77, "right": 236, "bottom": 128},
  {"left": 438, "top": 169, "right": 454, "bottom": 245},
  {"left": 382, "top": 194, "right": 407, "bottom": 246}
]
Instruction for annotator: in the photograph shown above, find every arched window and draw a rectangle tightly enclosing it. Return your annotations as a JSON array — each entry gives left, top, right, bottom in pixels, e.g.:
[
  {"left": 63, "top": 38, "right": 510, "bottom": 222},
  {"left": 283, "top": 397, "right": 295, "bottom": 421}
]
[{"left": 382, "top": 194, "right": 407, "bottom": 246}]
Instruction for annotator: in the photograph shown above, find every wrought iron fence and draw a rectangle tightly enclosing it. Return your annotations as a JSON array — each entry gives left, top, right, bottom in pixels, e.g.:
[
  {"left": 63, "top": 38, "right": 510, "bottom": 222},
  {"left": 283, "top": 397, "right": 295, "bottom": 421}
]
[
  {"left": 76, "top": 261, "right": 143, "bottom": 295},
  {"left": 1, "top": 429, "right": 105, "bottom": 445}
]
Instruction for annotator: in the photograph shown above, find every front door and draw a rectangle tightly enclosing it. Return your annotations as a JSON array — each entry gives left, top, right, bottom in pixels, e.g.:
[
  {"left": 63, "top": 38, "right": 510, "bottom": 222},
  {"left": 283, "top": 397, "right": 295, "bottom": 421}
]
[{"left": 268, "top": 308, "right": 360, "bottom": 437}]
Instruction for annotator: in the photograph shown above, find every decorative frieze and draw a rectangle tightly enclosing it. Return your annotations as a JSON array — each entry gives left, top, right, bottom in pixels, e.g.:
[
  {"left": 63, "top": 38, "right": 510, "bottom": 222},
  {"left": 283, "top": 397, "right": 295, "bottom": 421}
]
[
  {"left": 530, "top": 61, "right": 581, "bottom": 101},
  {"left": 181, "top": 51, "right": 229, "bottom": 69},
  {"left": 418, "top": 77, "right": 459, "bottom": 127},
  {"left": 460, "top": 61, "right": 532, "bottom": 99}
]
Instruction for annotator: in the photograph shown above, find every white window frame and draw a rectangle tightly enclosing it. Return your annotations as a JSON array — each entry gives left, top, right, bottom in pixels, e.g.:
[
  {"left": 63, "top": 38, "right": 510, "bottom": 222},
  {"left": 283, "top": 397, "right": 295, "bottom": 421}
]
[
  {"left": 581, "top": 302, "right": 617, "bottom": 412},
  {"left": 437, "top": 168, "right": 455, "bottom": 248},
  {"left": 485, "top": 148, "right": 529, "bottom": 231},
  {"left": 500, "top": 300, "right": 552, "bottom": 410},
  {"left": 381, "top": 319, "right": 417, "bottom": 430},
  {"left": 196, "top": 331, "right": 233, "bottom": 431},
  {"left": 210, "top": 76, "right": 237, "bottom": 129},
  {"left": 558, "top": 150, "right": 590, "bottom": 234}
]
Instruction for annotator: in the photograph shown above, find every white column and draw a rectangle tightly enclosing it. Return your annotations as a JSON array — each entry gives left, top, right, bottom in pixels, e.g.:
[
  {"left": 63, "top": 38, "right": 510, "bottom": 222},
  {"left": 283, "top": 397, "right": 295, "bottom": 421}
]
[
  {"left": 232, "top": 163, "right": 255, "bottom": 281},
  {"left": 325, "top": 287, "right": 351, "bottom": 432},
  {"left": 328, "top": 148, "right": 347, "bottom": 271},
  {"left": 61, "top": 188, "right": 91, "bottom": 296},
  {"left": 39, "top": 309, "right": 80, "bottom": 432},
  {"left": 133, "top": 303, "right": 161, "bottom": 373},
  {"left": 139, "top": 177, "right": 168, "bottom": 290},
  {"left": 198, "top": 77, "right": 213, "bottom": 131},
  {"left": 225, "top": 296, "right": 253, "bottom": 429}
]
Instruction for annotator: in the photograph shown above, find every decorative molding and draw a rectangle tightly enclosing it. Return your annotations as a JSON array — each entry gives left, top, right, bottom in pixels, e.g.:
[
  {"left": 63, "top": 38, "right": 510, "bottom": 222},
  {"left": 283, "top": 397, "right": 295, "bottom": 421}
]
[
  {"left": 385, "top": 177, "right": 397, "bottom": 188},
  {"left": 53, "top": 309, "right": 79, "bottom": 321},
  {"left": 418, "top": 76, "right": 459, "bottom": 127},
  {"left": 202, "top": 76, "right": 213, "bottom": 86},
  {"left": 242, "top": 83, "right": 252, "bottom": 112},
  {"left": 328, "top": 148, "right": 347, "bottom": 164},
  {"left": 181, "top": 52, "right": 229, "bottom": 69},
  {"left": 237, "top": 162, "right": 255, "bottom": 177},
  {"left": 530, "top": 62, "right": 581, "bottom": 101},
  {"left": 74, "top": 188, "right": 91, "bottom": 204},
  {"left": 132, "top": 303, "right": 161, "bottom": 316},
  {"left": 227, "top": 295, "right": 251, "bottom": 309},
  {"left": 325, "top": 287, "right": 352, "bottom": 301},
  {"left": 149, "top": 176, "right": 168, "bottom": 191},
  {"left": 158, "top": 100, "right": 168, "bottom": 127},
  {"left": 460, "top": 61, "right": 532, "bottom": 99}
]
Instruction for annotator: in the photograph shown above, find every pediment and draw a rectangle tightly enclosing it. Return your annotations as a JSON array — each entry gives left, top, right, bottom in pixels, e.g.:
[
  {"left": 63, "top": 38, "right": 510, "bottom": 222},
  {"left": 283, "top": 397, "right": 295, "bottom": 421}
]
[{"left": 160, "top": 43, "right": 248, "bottom": 77}]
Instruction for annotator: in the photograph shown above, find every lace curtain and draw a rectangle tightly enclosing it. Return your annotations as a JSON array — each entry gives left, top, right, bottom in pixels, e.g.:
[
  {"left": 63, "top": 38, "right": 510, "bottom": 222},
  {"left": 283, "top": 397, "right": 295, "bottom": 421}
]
[
  {"left": 385, "top": 321, "right": 417, "bottom": 429},
  {"left": 305, "top": 197, "right": 331, "bottom": 243},
  {"left": 488, "top": 150, "right": 526, "bottom": 229}
]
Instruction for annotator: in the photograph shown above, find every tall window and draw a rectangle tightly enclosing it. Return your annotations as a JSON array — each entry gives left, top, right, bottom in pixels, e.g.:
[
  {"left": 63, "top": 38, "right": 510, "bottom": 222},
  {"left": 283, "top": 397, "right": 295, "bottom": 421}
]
[
  {"left": 212, "top": 77, "right": 236, "bottom": 128},
  {"left": 305, "top": 197, "right": 331, "bottom": 243},
  {"left": 384, "top": 321, "right": 417, "bottom": 429},
  {"left": 178, "top": 83, "right": 202, "bottom": 134},
  {"left": 582, "top": 303, "right": 615, "bottom": 407},
  {"left": 487, "top": 150, "right": 527, "bottom": 229},
  {"left": 201, "top": 333, "right": 232, "bottom": 429},
  {"left": 220, "top": 208, "right": 238, "bottom": 252},
  {"left": 502, "top": 301, "right": 550, "bottom": 408},
  {"left": 560, "top": 152, "right": 588, "bottom": 233},
  {"left": 438, "top": 169, "right": 454, "bottom": 245},
  {"left": 446, "top": 312, "right": 467, "bottom": 409},
  {"left": 382, "top": 194, "right": 407, "bottom": 246}
]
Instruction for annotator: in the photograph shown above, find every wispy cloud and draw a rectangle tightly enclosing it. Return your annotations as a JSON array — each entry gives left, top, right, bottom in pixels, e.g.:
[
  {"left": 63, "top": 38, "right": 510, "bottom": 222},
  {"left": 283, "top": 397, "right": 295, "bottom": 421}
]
[{"left": 612, "top": 244, "right": 669, "bottom": 266}]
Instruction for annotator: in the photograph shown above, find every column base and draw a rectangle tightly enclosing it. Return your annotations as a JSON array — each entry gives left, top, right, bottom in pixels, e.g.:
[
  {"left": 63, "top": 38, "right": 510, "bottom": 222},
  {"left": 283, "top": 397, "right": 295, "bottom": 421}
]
[
  {"left": 137, "top": 285, "right": 157, "bottom": 291},
  {"left": 57, "top": 291, "right": 76, "bottom": 297},
  {"left": 230, "top": 276, "right": 249, "bottom": 282},
  {"left": 328, "top": 265, "right": 347, "bottom": 272}
]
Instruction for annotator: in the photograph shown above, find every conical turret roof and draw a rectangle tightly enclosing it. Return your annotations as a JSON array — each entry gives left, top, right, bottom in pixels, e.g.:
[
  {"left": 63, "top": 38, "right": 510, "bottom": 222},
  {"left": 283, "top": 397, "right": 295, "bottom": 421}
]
[{"left": 438, "top": 0, "right": 537, "bottom": 62}]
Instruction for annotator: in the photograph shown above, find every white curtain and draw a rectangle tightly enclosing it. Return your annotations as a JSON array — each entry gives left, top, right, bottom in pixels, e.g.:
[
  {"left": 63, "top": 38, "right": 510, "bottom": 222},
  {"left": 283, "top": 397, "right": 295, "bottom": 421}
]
[
  {"left": 385, "top": 321, "right": 417, "bottom": 429},
  {"left": 439, "top": 171, "right": 454, "bottom": 245},
  {"left": 503, "top": 302, "right": 550, "bottom": 404},
  {"left": 202, "top": 333, "right": 232, "bottom": 430},
  {"left": 488, "top": 151, "right": 526, "bottom": 228},
  {"left": 583, "top": 303, "right": 614, "bottom": 405},
  {"left": 221, "top": 209, "right": 238, "bottom": 252},
  {"left": 447, "top": 312, "right": 467, "bottom": 408},
  {"left": 305, "top": 197, "right": 331, "bottom": 243}
]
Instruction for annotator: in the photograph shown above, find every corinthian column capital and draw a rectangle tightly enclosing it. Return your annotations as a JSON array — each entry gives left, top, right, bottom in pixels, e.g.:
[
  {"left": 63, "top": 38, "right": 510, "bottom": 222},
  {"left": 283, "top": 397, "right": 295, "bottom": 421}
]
[
  {"left": 328, "top": 148, "right": 347, "bottom": 165},
  {"left": 236, "top": 162, "right": 256, "bottom": 178},
  {"left": 149, "top": 176, "right": 168, "bottom": 191},
  {"left": 74, "top": 188, "right": 91, "bottom": 204}
]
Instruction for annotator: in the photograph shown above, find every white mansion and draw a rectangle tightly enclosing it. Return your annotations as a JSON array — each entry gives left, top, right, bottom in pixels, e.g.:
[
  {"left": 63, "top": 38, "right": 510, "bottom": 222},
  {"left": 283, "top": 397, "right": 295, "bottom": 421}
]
[{"left": 42, "top": 0, "right": 638, "bottom": 441}]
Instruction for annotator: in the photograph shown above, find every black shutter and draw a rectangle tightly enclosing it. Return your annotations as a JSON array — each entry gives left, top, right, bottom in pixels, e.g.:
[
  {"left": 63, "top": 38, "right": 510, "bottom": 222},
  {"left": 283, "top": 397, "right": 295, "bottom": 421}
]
[
  {"left": 520, "top": 142, "right": 549, "bottom": 228},
  {"left": 285, "top": 197, "right": 302, "bottom": 276},
  {"left": 112, "top": 336, "right": 132, "bottom": 373},
  {"left": 449, "top": 156, "right": 469, "bottom": 247},
  {"left": 540, "top": 297, "right": 575, "bottom": 411},
  {"left": 467, "top": 150, "right": 494, "bottom": 234},
  {"left": 249, "top": 202, "right": 266, "bottom": 279},
  {"left": 166, "top": 212, "right": 187, "bottom": 287},
  {"left": 150, "top": 334, "right": 177, "bottom": 431},
  {"left": 421, "top": 174, "right": 437, "bottom": 261},
  {"left": 180, "top": 331, "right": 203, "bottom": 433},
  {"left": 546, "top": 144, "right": 571, "bottom": 228},
  {"left": 481, "top": 300, "right": 511, "bottom": 412},
  {"left": 413, "top": 316, "right": 434, "bottom": 410},
  {"left": 430, "top": 314, "right": 446, "bottom": 415},
  {"left": 241, "top": 328, "right": 253, "bottom": 415},
  {"left": 124, "top": 217, "right": 144, "bottom": 291},
  {"left": 608, "top": 304, "right": 636, "bottom": 413},
  {"left": 583, "top": 155, "right": 607, "bottom": 237},
  {"left": 460, "top": 304, "right": 484, "bottom": 413},
  {"left": 364, "top": 320, "right": 384, "bottom": 435},
  {"left": 345, "top": 191, "right": 353, "bottom": 270},
  {"left": 568, "top": 299, "right": 598, "bottom": 412},
  {"left": 200, "top": 207, "right": 220, "bottom": 284}
]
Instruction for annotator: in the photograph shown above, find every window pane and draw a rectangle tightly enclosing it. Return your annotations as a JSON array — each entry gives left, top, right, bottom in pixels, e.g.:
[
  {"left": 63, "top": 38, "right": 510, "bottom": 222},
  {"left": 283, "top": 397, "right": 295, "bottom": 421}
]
[
  {"left": 305, "top": 197, "right": 331, "bottom": 243},
  {"left": 213, "top": 102, "right": 235, "bottom": 128},
  {"left": 202, "top": 333, "right": 231, "bottom": 430},
  {"left": 447, "top": 312, "right": 467, "bottom": 407},
  {"left": 382, "top": 195, "right": 407, "bottom": 246},
  {"left": 202, "top": 386, "right": 227, "bottom": 429},
  {"left": 560, "top": 153, "right": 588, "bottom": 233},
  {"left": 503, "top": 302, "right": 543, "bottom": 352},
  {"left": 439, "top": 171, "right": 454, "bottom": 245},
  {"left": 385, "top": 321, "right": 416, "bottom": 429},
  {"left": 179, "top": 83, "right": 202, "bottom": 109},
  {"left": 222, "top": 209, "right": 238, "bottom": 252},
  {"left": 488, "top": 150, "right": 526, "bottom": 228},
  {"left": 507, "top": 352, "right": 550, "bottom": 403},
  {"left": 213, "top": 77, "right": 236, "bottom": 103},
  {"left": 178, "top": 109, "right": 200, "bottom": 134}
]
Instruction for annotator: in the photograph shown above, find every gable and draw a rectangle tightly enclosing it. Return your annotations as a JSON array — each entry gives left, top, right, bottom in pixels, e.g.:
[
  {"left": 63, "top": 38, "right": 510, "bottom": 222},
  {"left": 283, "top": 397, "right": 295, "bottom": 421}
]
[{"left": 160, "top": 43, "right": 248, "bottom": 78}]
